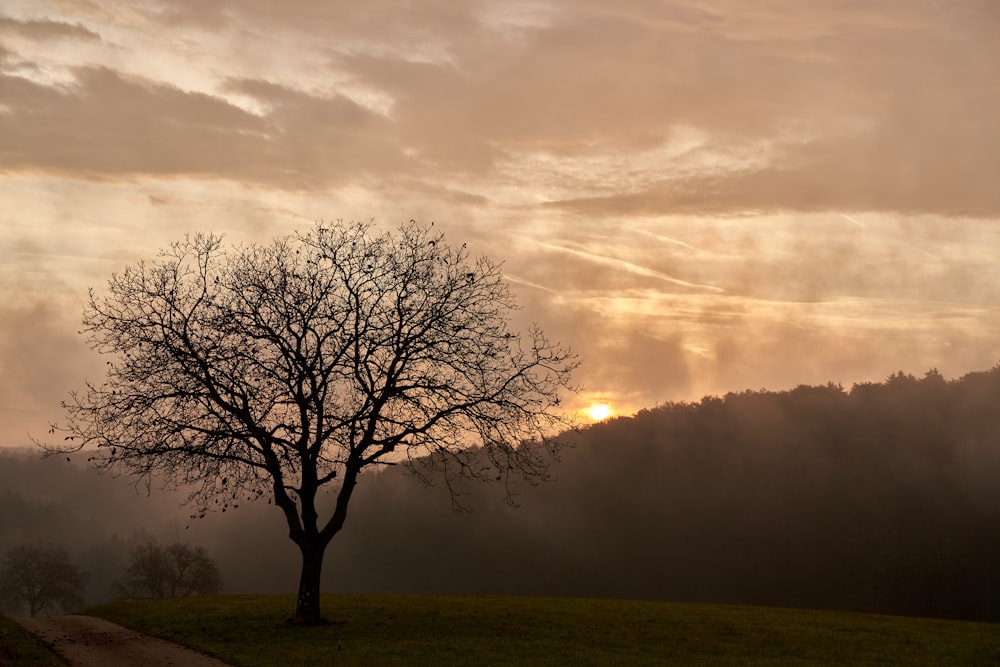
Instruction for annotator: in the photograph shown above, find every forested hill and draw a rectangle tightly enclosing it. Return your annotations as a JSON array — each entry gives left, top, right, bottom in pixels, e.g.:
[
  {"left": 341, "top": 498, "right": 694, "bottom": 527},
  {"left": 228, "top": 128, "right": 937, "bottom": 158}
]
[
  {"left": 335, "top": 366, "right": 1000, "bottom": 621},
  {"left": 3, "top": 366, "right": 1000, "bottom": 621},
  {"left": 559, "top": 367, "right": 1000, "bottom": 620}
]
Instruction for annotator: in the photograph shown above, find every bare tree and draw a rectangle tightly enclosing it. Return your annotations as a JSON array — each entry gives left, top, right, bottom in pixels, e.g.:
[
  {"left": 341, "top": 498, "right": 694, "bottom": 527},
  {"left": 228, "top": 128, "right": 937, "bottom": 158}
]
[
  {"left": 112, "top": 541, "right": 222, "bottom": 599},
  {"left": 0, "top": 544, "right": 88, "bottom": 617},
  {"left": 49, "top": 220, "right": 577, "bottom": 624}
]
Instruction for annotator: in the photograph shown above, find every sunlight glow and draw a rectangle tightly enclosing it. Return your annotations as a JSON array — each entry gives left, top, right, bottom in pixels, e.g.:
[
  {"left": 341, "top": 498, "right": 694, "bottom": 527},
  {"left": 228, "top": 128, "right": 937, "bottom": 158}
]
[{"left": 586, "top": 403, "right": 613, "bottom": 422}]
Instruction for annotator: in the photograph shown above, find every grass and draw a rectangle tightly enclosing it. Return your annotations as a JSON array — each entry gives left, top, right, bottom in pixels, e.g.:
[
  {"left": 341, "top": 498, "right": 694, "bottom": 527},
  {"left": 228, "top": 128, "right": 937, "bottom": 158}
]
[
  {"left": 80, "top": 594, "right": 1000, "bottom": 666},
  {"left": 0, "top": 614, "right": 66, "bottom": 667}
]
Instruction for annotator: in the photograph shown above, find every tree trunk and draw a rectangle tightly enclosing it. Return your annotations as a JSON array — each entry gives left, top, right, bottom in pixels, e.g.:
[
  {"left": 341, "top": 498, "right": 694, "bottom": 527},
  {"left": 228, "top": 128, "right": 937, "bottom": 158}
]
[{"left": 293, "top": 539, "right": 327, "bottom": 625}]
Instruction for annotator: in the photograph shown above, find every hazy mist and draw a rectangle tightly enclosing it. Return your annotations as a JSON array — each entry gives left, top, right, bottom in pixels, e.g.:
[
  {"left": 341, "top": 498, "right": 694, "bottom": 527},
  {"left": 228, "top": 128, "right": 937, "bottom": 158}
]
[{"left": 3, "top": 366, "right": 998, "bottom": 622}]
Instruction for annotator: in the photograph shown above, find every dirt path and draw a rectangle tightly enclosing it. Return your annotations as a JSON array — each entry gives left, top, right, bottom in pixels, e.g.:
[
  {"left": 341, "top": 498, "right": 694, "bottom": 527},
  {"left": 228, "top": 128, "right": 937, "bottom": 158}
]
[{"left": 15, "top": 614, "right": 232, "bottom": 667}]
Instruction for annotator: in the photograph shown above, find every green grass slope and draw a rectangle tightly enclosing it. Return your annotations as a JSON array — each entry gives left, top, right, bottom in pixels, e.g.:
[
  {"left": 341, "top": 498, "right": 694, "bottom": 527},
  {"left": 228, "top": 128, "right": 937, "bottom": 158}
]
[
  {"left": 0, "top": 614, "right": 65, "bottom": 667},
  {"left": 82, "top": 595, "right": 1000, "bottom": 666}
]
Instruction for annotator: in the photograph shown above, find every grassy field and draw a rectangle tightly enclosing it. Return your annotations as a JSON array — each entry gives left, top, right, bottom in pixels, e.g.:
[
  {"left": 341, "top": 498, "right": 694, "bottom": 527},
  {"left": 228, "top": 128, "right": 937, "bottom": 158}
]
[
  {"left": 0, "top": 614, "right": 65, "bottom": 667},
  {"left": 81, "top": 594, "right": 999, "bottom": 666}
]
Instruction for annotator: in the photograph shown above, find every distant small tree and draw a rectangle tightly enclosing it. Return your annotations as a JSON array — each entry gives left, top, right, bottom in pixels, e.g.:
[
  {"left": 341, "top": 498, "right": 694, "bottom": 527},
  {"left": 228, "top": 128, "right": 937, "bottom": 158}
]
[
  {"left": 48, "top": 220, "right": 577, "bottom": 624},
  {"left": 112, "top": 541, "right": 222, "bottom": 599},
  {"left": 0, "top": 543, "right": 88, "bottom": 616}
]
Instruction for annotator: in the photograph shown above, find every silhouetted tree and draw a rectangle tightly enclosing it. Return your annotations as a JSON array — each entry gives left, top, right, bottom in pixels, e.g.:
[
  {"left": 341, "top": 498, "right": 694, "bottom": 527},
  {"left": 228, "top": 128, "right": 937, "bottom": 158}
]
[
  {"left": 48, "top": 220, "right": 576, "bottom": 624},
  {"left": 0, "top": 543, "right": 87, "bottom": 616},
  {"left": 112, "top": 541, "right": 221, "bottom": 599}
]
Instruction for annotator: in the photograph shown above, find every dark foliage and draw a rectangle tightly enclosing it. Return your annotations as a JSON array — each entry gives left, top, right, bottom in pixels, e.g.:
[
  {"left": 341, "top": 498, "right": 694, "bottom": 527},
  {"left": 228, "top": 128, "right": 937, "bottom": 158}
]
[
  {"left": 554, "top": 368, "right": 1000, "bottom": 620},
  {"left": 0, "top": 543, "right": 88, "bottom": 616},
  {"left": 330, "top": 366, "right": 1000, "bottom": 621},
  {"left": 111, "top": 541, "right": 222, "bottom": 599},
  {"left": 8, "top": 365, "right": 1000, "bottom": 621}
]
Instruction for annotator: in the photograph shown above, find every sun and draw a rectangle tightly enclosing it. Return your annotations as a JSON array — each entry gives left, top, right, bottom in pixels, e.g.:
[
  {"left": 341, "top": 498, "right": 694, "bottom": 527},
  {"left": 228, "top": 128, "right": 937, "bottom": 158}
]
[{"left": 585, "top": 403, "right": 613, "bottom": 422}]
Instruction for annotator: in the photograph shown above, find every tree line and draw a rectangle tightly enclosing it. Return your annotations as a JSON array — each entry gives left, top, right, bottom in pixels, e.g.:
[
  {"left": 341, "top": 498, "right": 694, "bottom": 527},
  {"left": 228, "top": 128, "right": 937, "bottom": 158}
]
[
  {"left": 0, "top": 540, "right": 221, "bottom": 616},
  {"left": 5, "top": 364, "right": 998, "bottom": 621},
  {"left": 326, "top": 366, "right": 1000, "bottom": 622}
]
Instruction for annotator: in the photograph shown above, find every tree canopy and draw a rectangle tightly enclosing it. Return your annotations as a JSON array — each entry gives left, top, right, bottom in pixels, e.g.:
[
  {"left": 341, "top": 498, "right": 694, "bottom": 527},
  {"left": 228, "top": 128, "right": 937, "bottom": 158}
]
[
  {"left": 50, "top": 219, "right": 577, "bottom": 623},
  {"left": 112, "top": 541, "right": 221, "bottom": 599},
  {"left": 0, "top": 543, "right": 88, "bottom": 617}
]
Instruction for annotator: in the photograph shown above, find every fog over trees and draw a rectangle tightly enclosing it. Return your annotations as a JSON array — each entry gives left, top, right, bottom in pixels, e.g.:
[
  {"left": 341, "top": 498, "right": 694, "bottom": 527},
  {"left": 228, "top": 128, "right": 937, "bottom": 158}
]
[
  {"left": 0, "top": 543, "right": 87, "bottom": 616},
  {"left": 111, "top": 541, "right": 222, "bottom": 599},
  {"left": 3, "top": 366, "right": 999, "bottom": 621}
]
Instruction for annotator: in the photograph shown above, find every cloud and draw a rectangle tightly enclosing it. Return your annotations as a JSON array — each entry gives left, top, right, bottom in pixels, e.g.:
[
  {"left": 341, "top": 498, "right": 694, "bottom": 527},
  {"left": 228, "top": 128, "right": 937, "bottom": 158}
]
[
  {"left": 0, "top": 16, "right": 101, "bottom": 42},
  {"left": 0, "top": 67, "right": 413, "bottom": 189},
  {"left": 530, "top": 239, "right": 725, "bottom": 293},
  {"left": 1, "top": 0, "right": 999, "bottom": 443},
  {"left": 0, "top": 67, "right": 263, "bottom": 176},
  {"left": 549, "top": 127, "right": 1000, "bottom": 217},
  {"left": 2, "top": 0, "right": 997, "bottom": 214}
]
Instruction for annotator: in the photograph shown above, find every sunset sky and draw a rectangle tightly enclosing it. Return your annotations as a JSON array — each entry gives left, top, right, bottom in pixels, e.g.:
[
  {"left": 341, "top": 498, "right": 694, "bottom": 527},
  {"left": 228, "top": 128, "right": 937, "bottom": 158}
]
[{"left": 1, "top": 0, "right": 999, "bottom": 446}]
